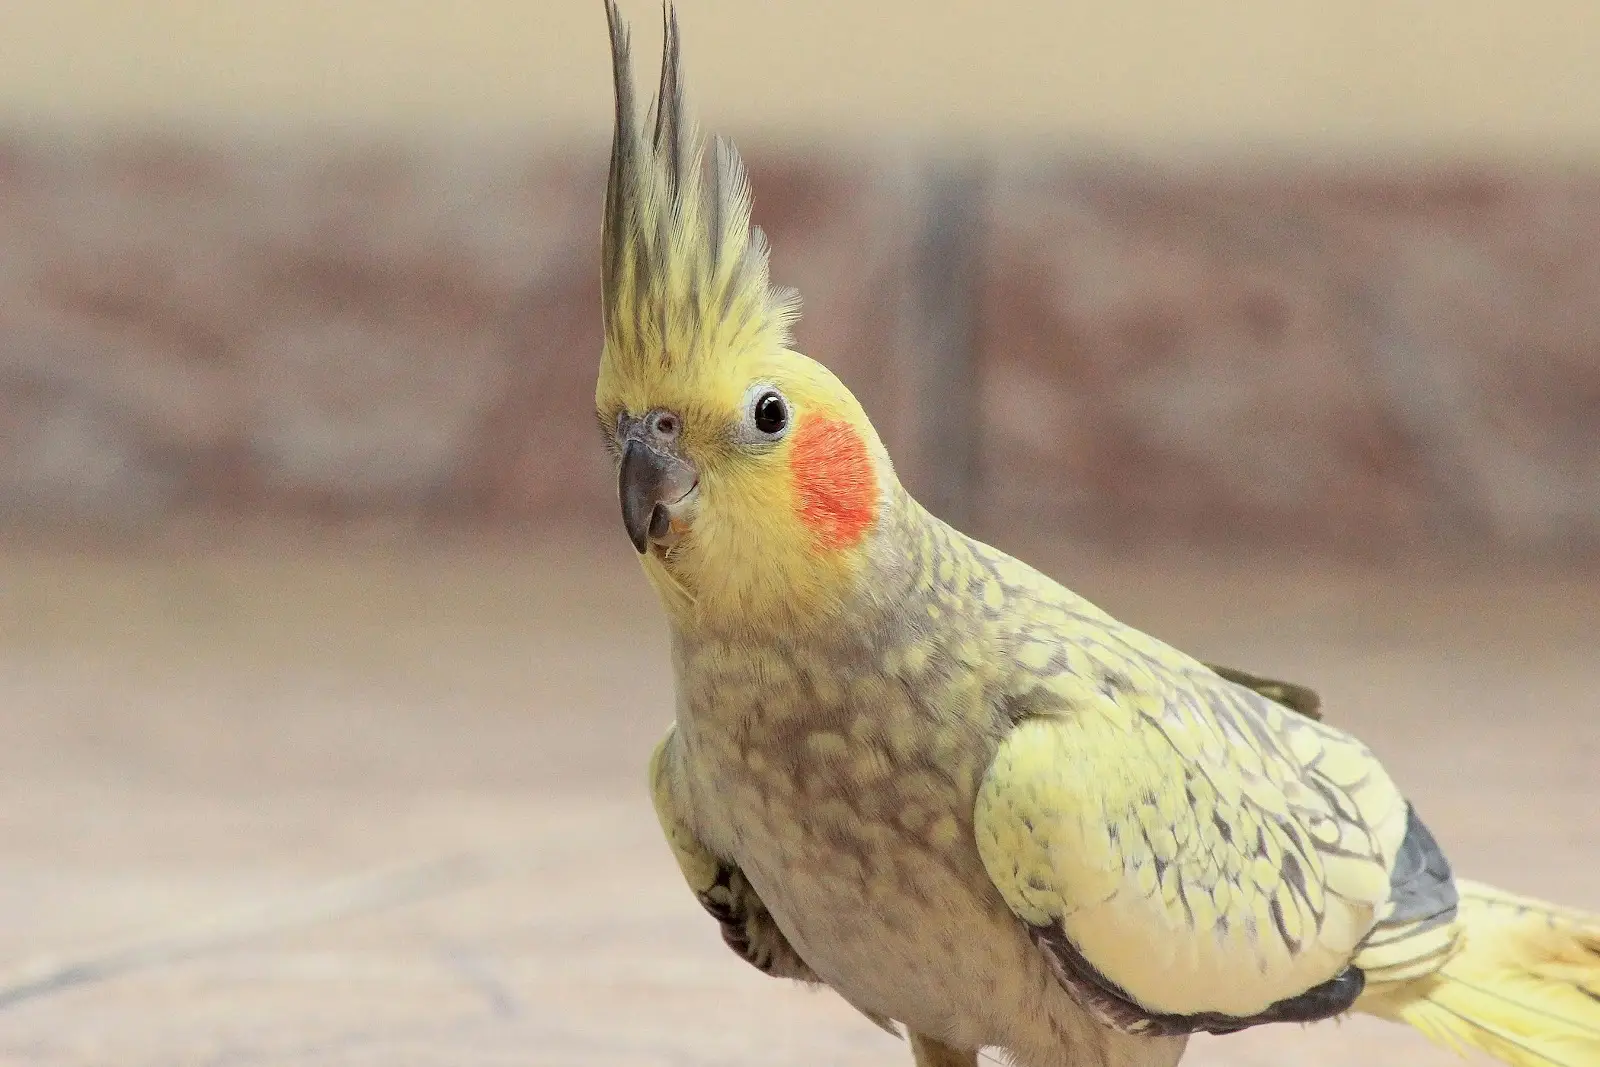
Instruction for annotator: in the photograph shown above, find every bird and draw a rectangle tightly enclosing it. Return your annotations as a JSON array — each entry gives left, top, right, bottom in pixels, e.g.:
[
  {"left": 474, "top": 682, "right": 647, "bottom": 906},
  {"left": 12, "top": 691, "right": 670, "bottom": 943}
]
[{"left": 593, "top": 4, "right": 1600, "bottom": 1065}]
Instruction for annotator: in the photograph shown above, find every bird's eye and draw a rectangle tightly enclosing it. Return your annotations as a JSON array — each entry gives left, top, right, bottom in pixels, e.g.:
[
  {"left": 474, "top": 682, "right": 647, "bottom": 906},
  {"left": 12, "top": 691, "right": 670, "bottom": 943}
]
[{"left": 752, "top": 390, "right": 789, "bottom": 437}]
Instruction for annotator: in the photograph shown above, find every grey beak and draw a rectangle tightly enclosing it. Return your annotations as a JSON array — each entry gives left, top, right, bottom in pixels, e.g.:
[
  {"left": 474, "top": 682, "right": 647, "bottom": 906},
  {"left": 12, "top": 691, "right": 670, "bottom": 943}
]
[{"left": 618, "top": 438, "right": 695, "bottom": 553}]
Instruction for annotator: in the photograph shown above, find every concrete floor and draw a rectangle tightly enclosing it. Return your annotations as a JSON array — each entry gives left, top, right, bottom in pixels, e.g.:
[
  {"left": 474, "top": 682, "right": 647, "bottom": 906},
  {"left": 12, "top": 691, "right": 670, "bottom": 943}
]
[{"left": 1, "top": 532, "right": 1596, "bottom": 1066}]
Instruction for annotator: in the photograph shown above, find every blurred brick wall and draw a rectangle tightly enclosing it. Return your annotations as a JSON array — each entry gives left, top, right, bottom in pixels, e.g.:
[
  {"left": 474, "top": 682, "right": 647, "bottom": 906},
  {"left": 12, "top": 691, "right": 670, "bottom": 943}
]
[
  {"left": 985, "top": 162, "right": 1600, "bottom": 554},
  {"left": 1, "top": 135, "right": 1597, "bottom": 556}
]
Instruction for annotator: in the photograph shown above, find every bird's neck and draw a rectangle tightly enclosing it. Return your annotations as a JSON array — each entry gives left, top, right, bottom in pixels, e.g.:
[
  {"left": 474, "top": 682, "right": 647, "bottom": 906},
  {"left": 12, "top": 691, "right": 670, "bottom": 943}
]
[
  {"left": 669, "top": 486, "right": 994, "bottom": 676},
  {"left": 665, "top": 484, "right": 964, "bottom": 638},
  {"left": 664, "top": 489, "right": 1004, "bottom": 776}
]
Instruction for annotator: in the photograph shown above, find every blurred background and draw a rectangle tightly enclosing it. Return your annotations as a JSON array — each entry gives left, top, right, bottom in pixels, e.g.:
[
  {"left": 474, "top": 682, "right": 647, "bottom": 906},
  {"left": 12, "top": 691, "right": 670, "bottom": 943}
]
[{"left": 1, "top": 2, "right": 1596, "bottom": 1065}]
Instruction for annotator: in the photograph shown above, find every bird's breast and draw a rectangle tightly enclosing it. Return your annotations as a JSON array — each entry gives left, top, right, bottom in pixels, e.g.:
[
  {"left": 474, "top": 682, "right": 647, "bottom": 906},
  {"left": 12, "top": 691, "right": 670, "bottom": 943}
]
[
  {"left": 672, "top": 641, "right": 1033, "bottom": 1044},
  {"left": 711, "top": 734, "right": 1032, "bottom": 1042}
]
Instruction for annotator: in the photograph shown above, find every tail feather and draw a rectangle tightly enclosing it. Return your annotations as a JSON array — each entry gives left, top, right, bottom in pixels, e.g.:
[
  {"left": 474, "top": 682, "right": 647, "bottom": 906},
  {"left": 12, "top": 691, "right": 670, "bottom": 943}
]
[
  {"left": 1357, "top": 881, "right": 1600, "bottom": 1067},
  {"left": 1457, "top": 880, "right": 1600, "bottom": 936}
]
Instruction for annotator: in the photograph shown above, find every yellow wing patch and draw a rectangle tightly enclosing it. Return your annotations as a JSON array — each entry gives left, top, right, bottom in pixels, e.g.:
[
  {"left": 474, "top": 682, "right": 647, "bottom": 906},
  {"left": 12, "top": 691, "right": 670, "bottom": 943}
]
[{"left": 974, "top": 630, "right": 1411, "bottom": 1027}]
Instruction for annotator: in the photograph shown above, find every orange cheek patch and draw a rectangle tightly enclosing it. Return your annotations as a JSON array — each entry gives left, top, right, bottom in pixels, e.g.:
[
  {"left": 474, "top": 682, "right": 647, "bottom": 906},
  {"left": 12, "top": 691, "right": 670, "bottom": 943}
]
[{"left": 788, "top": 417, "right": 878, "bottom": 550}]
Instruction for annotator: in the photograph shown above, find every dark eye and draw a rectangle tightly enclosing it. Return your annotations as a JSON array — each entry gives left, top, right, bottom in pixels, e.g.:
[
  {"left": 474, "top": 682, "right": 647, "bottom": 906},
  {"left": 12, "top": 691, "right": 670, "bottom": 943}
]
[{"left": 752, "top": 390, "right": 788, "bottom": 436}]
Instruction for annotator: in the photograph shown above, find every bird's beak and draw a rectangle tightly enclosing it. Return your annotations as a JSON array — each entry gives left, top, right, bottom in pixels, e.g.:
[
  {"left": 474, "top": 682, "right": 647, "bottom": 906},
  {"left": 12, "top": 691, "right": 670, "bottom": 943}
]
[{"left": 618, "top": 438, "right": 699, "bottom": 554}]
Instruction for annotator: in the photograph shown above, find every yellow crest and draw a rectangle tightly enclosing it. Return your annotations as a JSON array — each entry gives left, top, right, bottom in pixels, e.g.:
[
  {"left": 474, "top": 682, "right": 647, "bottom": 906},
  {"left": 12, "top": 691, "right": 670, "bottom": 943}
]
[{"left": 601, "top": 1, "right": 800, "bottom": 390}]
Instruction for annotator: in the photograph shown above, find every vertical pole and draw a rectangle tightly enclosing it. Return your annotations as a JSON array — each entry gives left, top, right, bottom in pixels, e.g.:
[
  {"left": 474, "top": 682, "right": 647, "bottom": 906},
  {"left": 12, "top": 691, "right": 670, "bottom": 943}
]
[{"left": 905, "top": 157, "right": 985, "bottom": 531}]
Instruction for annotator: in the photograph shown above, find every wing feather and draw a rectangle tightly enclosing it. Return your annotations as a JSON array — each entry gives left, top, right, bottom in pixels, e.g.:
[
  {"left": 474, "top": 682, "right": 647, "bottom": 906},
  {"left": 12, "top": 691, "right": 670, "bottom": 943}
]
[{"left": 974, "top": 604, "right": 1412, "bottom": 1034}]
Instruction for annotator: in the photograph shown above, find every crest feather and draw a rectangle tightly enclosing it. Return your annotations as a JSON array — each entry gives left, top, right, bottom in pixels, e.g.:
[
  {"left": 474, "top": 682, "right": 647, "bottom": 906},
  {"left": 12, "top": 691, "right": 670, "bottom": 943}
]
[{"left": 601, "top": 0, "right": 800, "bottom": 380}]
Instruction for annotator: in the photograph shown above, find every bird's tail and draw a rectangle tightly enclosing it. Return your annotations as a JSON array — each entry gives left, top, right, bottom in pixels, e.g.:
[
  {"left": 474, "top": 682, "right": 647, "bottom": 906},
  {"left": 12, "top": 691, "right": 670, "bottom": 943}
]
[{"left": 1356, "top": 879, "right": 1600, "bottom": 1067}]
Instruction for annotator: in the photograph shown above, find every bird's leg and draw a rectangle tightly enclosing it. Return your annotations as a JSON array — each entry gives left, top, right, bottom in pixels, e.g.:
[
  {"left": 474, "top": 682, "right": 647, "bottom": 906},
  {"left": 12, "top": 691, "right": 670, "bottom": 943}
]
[{"left": 908, "top": 1032, "right": 978, "bottom": 1067}]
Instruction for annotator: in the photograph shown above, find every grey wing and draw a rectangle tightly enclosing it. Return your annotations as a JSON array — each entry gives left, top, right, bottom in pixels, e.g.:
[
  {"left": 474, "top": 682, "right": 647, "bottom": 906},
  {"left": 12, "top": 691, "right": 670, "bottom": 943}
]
[{"left": 1353, "top": 803, "right": 1462, "bottom": 984}]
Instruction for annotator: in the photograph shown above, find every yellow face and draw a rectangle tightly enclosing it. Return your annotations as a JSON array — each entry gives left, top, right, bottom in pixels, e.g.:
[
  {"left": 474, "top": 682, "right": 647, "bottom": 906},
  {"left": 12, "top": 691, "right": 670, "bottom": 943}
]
[
  {"left": 596, "top": 0, "right": 893, "bottom": 624},
  {"left": 596, "top": 348, "right": 889, "bottom": 625}
]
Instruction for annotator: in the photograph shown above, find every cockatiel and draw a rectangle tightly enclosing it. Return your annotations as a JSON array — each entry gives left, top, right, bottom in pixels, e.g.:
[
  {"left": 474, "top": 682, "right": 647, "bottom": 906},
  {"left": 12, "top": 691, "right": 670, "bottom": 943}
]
[{"left": 594, "top": 4, "right": 1600, "bottom": 1066}]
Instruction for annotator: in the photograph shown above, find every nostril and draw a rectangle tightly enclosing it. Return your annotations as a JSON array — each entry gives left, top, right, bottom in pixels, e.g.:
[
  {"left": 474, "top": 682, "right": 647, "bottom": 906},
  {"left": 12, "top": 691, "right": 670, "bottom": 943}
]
[
  {"left": 647, "top": 503, "right": 671, "bottom": 542},
  {"left": 654, "top": 413, "right": 680, "bottom": 438}
]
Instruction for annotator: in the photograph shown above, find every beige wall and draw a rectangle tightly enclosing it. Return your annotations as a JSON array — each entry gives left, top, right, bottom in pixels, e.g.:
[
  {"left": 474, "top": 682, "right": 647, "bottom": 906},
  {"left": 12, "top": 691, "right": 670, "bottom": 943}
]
[{"left": 4, "top": 0, "right": 1600, "bottom": 150}]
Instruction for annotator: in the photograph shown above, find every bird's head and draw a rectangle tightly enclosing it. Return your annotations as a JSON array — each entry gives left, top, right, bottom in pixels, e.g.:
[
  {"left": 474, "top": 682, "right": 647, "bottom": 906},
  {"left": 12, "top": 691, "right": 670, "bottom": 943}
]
[{"left": 595, "top": 1, "right": 897, "bottom": 629}]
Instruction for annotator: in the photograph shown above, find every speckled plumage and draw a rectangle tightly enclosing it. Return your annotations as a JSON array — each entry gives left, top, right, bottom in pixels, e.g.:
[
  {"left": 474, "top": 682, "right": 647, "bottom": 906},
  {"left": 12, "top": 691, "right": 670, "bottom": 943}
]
[{"left": 598, "top": 5, "right": 1600, "bottom": 1067}]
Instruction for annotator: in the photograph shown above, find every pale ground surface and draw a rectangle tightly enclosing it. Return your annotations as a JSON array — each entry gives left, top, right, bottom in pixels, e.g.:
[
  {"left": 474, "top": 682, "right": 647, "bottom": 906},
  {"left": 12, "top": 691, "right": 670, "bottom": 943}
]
[{"left": 1, "top": 530, "right": 1596, "bottom": 1067}]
